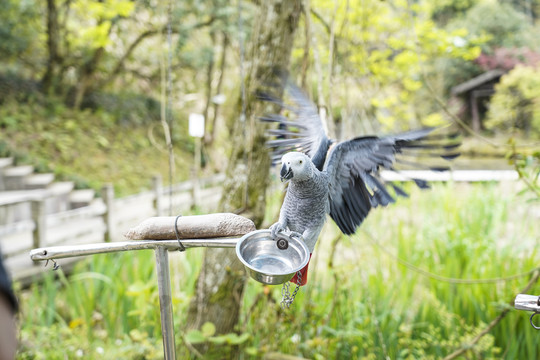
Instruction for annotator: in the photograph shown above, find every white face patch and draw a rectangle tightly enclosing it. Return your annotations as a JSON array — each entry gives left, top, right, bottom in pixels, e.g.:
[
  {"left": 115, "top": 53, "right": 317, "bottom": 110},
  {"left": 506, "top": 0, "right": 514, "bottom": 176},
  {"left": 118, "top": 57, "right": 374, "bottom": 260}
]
[{"left": 281, "top": 152, "right": 311, "bottom": 181}]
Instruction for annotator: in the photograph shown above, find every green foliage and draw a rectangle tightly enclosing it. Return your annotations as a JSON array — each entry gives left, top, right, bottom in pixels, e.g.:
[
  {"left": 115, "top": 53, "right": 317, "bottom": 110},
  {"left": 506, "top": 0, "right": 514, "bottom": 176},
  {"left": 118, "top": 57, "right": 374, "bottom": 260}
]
[
  {"left": 429, "top": 0, "right": 478, "bottom": 25},
  {"left": 437, "top": 0, "right": 539, "bottom": 95},
  {"left": 302, "top": 0, "right": 481, "bottom": 131},
  {"left": 508, "top": 136, "right": 540, "bottom": 200},
  {"left": 0, "top": 99, "right": 193, "bottom": 196},
  {"left": 451, "top": 1, "right": 537, "bottom": 51},
  {"left": 18, "top": 247, "right": 205, "bottom": 359},
  {"left": 0, "top": 0, "right": 248, "bottom": 110},
  {"left": 60, "top": 0, "right": 135, "bottom": 57},
  {"left": 486, "top": 65, "right": 540, "bottom": 136},
  {"left": 185, "top": 322, "right": 250, "bottom": 346},
  {"left": 513, "top": 151, "right": 540, "bottom": 200},
  {"left": 18, "top": 252, "right": 164, "bottom": 359},
  {"left": 82, "top": 91, "right": 162, "bottom": 126},
  {"left": 0, "top": 0, "right": 41, "bottom": 64}
]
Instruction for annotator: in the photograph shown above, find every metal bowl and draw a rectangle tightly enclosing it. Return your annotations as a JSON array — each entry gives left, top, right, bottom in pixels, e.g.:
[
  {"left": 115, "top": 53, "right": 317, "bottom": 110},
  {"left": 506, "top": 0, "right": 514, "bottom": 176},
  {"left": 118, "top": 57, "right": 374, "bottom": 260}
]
[{"left": 236, "top": 229, "right": 310, "bottom": 285}]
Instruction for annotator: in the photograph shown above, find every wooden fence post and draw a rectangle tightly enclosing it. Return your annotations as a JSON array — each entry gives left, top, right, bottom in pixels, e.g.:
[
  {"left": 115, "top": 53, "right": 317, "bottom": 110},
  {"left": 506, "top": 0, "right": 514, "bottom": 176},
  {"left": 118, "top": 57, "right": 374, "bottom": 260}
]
[
  {"left": 102, "top": 183, "right": 115, "bottom": 242},
  {"left": 31, "top": 197, "right": 47, "bottom": 253},
  {"left": 153, "top": 175, "right": 163, "bottom": 216}
]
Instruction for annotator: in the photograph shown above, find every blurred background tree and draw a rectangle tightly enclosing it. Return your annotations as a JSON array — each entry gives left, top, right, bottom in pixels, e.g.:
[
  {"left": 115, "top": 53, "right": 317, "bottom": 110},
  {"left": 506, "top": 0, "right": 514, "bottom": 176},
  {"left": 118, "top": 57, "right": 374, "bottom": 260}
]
[{"left": 486, "top": 65, "right": 540, "bottom": 136}]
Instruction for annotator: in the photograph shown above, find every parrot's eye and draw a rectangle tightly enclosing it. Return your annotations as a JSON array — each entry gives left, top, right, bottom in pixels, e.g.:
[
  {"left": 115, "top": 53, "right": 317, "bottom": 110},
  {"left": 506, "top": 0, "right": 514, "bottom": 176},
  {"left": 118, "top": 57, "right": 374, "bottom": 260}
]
[{"left": 299, "top": 160, "right": 303, "bottom": 164}]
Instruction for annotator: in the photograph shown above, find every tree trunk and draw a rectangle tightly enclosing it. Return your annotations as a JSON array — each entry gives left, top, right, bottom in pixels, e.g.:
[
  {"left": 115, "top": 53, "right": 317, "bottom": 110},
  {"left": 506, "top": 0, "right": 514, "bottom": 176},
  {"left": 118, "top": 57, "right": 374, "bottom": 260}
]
[
  {"left": 185, "top": 0, "right": 302, "bottom": 355},
  {"left": 42, "top": 0, "right": 61, "bottom": 95},
  {"left": 205, "top": 33, "right": 229, "bottom": 147},
  {"left": 202, "top": 32, "right": 216, "bottom": 126},
  {"left": 73, "top": 46, "right": 105, "bottom": 109}
]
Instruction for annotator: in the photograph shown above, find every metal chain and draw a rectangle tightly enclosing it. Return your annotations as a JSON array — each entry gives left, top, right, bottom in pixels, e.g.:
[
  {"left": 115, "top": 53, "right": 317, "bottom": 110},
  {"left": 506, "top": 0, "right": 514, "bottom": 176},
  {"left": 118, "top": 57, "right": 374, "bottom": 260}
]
[{"left": 281, "top": 270, "right": 302, "bottom": 309}]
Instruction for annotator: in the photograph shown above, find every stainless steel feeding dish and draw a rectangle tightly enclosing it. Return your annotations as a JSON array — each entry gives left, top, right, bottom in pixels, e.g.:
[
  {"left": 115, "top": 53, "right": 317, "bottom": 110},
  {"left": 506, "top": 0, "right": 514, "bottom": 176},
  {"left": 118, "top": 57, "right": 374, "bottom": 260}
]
[{"left": 236, "top": 229, "right": 310, "bottom": 285}]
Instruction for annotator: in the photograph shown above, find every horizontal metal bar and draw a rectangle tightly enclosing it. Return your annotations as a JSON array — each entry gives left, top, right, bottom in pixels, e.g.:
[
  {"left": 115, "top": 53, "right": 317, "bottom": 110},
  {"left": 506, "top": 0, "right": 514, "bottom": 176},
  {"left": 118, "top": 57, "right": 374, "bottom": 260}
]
[
  {"left": 30, "top": 237, "right": 240, "bottom": 261},
  {"left": 515, "top": 294, "right": 540, "bottom": 312}
]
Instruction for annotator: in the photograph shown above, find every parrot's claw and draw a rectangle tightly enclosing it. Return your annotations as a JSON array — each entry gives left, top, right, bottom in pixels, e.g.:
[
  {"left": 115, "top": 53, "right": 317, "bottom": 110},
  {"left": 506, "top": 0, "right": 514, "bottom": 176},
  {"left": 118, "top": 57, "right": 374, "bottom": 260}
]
[
  {"left": 289, "top": 231, "right": 303, "bottom": 240},
  {"left": 269, "top": 222, "right": 286, "bottom": 239}
]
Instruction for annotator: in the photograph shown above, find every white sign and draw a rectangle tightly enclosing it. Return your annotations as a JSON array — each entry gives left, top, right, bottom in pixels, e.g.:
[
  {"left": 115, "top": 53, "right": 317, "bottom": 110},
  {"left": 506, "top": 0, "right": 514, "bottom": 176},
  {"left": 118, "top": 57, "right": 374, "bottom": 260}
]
[
  {"left": 211, "top": 94, "right": 226, "bottom": 105},
  {"left": 189, "top": 113, "right": 205, "bottom": 138}
]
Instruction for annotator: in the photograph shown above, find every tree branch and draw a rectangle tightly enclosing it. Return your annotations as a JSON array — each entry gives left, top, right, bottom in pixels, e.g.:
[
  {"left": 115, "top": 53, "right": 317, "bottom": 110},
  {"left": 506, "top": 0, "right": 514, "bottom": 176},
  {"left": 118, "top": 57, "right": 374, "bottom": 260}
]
[
  {"left": 443, "top": 270, "right": 540, "bottom": 360},
  {"left": 300, "top": 0, "right": 311, "bottom": 88},
  {"left": 42, "top": 0, "right": 61, "bottom": 94},
  {"left": 100, "top": 17, "right": 217, "bottom": 88},
  {"left": 310, "top": 8, "right": 331, "bottom": 34}
]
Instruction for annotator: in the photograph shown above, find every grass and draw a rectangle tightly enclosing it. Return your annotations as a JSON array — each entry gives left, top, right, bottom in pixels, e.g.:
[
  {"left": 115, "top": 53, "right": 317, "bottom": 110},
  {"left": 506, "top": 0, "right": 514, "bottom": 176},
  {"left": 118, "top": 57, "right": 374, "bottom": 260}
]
[
  {"left": 0, "top": 99, "right": 195, "bottom": 197},
  {"left": 15, "top": 181, "right": 540, "bottom": 359},
  {"left": 241, "top": 182, "right": 540, "bottom": 359},
  {"left": 17, "top": 247, "right": 206, "bottom": 359}
]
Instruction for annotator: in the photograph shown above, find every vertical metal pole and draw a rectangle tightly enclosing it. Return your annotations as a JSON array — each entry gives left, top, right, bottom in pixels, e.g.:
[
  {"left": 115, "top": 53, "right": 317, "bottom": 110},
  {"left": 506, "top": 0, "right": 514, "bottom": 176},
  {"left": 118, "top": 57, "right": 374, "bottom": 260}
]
[{"left": 155, "top": 246, "right": 176, "bottom": 360}]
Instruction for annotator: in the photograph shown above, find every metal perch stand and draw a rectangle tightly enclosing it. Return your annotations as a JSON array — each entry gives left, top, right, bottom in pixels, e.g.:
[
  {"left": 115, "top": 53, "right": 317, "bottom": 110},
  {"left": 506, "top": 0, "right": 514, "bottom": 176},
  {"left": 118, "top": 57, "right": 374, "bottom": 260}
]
[
  {"left": 515, "top": 294, "right": 540, "bottom": 330},
  {"left": 29, "top": 213, "right": 256, "bottom": 360}
]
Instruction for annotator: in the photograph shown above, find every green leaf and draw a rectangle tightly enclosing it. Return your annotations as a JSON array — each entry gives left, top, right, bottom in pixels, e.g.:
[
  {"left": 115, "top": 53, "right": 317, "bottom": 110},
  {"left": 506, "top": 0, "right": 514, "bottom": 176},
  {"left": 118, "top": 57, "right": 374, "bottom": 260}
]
[
  {"left": 129, "top": 329, "right": 147, "bottom": 342},
  {"left": 246, "top": 347, "right": 259, "bottom": 356},
  {"left": 201, "top": 322, "right": 216, "bottom": 337},
  {"left": 207, "top": 335, "right": 228, "bottom": 345},
  {"left": 207, "top": 332, "right": 250, "bottom": 345},
  {"left": 185, "top": 330, "right": 207, "bottom": 344},
  {"left": 225, "top": 333, "right": 250, "bottom": 345},
  {"left": 126, "top": 281, "right": 151, "bottom": 296}
]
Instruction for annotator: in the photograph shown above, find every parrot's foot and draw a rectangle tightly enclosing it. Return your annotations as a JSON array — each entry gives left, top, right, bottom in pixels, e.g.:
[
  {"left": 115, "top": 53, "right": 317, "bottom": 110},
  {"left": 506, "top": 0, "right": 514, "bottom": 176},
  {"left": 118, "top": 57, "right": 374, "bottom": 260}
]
[
  {"left": 288, "top": 231, "right": 303, "bottom": 240},
  {"left": 269, "top": 222, "right": 286, "bottom": 239}
]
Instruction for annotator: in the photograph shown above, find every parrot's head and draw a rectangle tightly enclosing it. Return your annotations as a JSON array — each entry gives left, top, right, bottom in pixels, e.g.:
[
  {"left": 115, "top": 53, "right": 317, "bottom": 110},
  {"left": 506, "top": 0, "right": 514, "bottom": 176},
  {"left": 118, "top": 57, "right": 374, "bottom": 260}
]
[{"left": 280, "top": 152, "right": 313, "bottom": 182}]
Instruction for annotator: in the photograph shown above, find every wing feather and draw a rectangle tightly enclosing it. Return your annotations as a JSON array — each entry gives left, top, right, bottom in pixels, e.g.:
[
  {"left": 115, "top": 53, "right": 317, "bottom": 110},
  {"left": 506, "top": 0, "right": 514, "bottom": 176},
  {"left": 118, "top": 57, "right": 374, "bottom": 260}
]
[
  {"left": 259, "top": 82, "right": 333, "bottom": 170},
  {"left": 325, "top": 128, "right": 459, "bottom": 235}
]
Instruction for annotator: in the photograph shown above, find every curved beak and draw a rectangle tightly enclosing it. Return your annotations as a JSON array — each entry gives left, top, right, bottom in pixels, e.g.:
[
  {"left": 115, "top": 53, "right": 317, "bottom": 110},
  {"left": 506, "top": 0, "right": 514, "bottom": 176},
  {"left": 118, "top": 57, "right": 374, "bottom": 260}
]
[{"left": 280, "top": 163, "right": 293, "bottom": 182}]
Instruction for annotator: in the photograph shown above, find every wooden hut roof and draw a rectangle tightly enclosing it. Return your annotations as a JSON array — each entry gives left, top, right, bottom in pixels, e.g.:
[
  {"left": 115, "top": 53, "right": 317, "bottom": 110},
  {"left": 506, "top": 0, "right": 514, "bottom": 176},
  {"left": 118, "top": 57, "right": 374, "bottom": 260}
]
[{"left": 451, "top": 69, "right": 505, "bottom": 96}]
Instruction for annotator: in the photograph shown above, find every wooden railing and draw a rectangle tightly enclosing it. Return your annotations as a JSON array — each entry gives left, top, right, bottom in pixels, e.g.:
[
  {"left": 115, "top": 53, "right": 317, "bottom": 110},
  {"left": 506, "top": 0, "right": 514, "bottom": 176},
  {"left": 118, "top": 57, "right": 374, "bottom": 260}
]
[{"left": 0, "top": 174, "right": 224, "bottom": 283}]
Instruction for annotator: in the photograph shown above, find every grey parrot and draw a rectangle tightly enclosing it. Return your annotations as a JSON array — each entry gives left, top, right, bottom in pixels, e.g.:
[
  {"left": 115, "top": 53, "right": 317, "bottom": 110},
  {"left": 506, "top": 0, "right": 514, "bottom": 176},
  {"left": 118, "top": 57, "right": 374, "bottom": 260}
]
[{"left": 260, "top": 82, "right": 460, "bottom": 285}]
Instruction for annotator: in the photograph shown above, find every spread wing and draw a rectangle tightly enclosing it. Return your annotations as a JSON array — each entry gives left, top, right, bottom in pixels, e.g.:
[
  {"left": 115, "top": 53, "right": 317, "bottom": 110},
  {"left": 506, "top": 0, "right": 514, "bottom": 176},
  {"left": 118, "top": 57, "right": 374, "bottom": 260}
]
[
  {"left": 324, "top": 128, "right": 460, "bottom": 235},
  {"left": 258, "top": 82, "right": 333, "bottom": 170}
]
